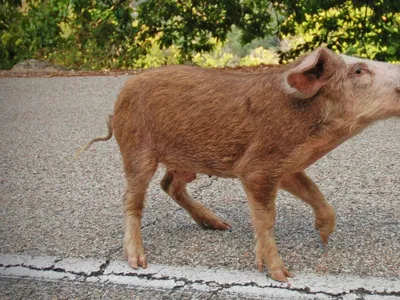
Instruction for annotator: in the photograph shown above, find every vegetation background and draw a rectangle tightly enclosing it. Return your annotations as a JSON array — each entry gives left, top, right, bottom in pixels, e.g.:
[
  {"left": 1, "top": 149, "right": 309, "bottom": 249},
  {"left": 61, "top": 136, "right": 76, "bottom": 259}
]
[{"left": 1, "top": 0, "right": 399, "bottom": 70}]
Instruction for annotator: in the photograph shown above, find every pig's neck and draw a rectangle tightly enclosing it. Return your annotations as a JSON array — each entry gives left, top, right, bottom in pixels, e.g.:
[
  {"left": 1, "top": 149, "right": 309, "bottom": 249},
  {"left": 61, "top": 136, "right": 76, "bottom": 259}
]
[{"left": 283, "top": 108, "right": 374, "bottom": 173}]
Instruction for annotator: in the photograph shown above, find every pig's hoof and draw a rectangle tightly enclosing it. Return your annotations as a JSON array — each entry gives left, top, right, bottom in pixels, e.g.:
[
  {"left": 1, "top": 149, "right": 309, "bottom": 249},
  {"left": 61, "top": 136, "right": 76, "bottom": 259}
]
[
  {"left": 315, "top": 222, "right": 335, "bottom": 245},
  {"left": 256, "top": 252, "right": 293, "bottom": 282},
  {"left": 315, "top": 206, "right": 336, "bottom": 245},
  {"left": 269, "top": 266, "right": 294, "bottom": 282},
  {"left": 128, "top": 255, "right": 147, "bottom": 269},
  {"left": 316, "top": 223, "right": 334, "bottom": 245},
  {"left": 200, "top": 218, "right": 231, "bottom": 230},
  {"left": 124, "top": 244, "right": 147, "bottom": 269},
  {"left": 192, "top": 207, "right": 231, "bottom": 230},
  {"left": 319, "top": 231, "right": 331, "bottom": 246}
]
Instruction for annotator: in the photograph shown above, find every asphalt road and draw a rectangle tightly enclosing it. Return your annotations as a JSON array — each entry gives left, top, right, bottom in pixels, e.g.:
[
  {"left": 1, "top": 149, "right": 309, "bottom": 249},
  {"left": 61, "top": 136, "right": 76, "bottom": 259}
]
[{"left": 0, "top": 75, "right": 399, "bottom": 299}]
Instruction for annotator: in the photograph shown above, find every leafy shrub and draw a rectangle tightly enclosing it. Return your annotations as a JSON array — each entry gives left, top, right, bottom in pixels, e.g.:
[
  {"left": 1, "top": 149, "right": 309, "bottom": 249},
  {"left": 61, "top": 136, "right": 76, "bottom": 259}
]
[
  {"left": 192, "top": 40, "right": 237, "bottom": 68},
  {"left": 279, "top": 0, "right": 400, "bottom": 62},
  {"left": 133, "top": 39, "right": 181, "bottom": 69},
  {"left": 1, "top": 0, "right": 399, "bottom": 70},
  {"left": 1, "top": 0, "right": 140, "bottom": 70},
  {"left": 239, "top": 47, "right": 279, "bottom": 66}
]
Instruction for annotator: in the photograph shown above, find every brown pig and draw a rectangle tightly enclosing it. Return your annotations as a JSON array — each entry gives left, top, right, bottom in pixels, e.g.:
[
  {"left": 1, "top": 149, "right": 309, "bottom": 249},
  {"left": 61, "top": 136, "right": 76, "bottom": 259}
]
[{"left": 76, "top": 47, "right": 400, "bottom": 282}]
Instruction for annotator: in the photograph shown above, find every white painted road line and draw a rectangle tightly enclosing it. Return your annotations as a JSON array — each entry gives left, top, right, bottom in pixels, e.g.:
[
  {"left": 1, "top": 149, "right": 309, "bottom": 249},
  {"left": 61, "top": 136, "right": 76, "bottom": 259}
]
[{"left": 0, "top": 254, "right": 399, "bottom": 299}]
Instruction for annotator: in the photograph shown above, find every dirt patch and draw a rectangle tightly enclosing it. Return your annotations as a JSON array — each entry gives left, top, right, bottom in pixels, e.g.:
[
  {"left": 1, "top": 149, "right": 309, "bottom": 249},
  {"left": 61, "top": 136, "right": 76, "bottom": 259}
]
[
  {"left": 0, "top": 69, "right": 142, "bottom": 78},
  {"left": 0, "top": 64, "right": 280, "bottom": 78}
]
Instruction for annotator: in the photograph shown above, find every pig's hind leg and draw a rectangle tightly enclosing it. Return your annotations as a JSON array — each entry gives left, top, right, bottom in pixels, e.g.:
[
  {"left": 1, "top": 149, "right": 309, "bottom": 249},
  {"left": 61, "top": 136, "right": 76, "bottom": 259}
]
[
  {"left": 160, "top": 170, "right": 231, "bottom": 230},
  {"left": 280, "top": 172, "right": 336, "bottom": 245},
  {"left": 122, "top": 152, "right": 158, "bottom": 269}
]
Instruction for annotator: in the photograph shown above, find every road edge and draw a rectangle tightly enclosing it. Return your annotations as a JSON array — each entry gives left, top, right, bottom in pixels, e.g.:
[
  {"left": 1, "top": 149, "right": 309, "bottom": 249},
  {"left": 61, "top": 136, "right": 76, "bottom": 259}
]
[{"left": 1, "top": 254, "right": 399, "bottom": 299}]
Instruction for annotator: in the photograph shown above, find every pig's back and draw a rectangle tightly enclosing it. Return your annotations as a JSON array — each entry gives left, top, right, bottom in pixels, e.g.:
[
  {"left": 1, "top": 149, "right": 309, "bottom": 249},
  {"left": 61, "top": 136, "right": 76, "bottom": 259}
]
[{"left": 112, "top": 65, "right": 317, "bottom": 175}]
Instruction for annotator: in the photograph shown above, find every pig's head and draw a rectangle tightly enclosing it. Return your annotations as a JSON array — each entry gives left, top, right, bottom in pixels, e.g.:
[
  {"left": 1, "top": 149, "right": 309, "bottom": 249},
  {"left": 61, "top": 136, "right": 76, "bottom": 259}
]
[{"left": 283, "top": 47, "right": 400, "bottom": 128}]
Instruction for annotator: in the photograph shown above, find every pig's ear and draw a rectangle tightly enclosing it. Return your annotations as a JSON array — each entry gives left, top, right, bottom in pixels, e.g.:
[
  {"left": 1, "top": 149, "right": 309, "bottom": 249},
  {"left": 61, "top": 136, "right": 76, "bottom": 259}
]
[{"left": 284, "top": 47, "right": 336, "bottom": 99}]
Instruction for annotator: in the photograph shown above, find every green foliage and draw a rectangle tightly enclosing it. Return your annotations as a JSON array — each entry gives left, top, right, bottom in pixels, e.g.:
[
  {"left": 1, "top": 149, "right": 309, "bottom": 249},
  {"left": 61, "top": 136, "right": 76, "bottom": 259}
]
[
  {"left": 279, "top": 0, "right": 400, "bottom": 62},
  {"left": 224, "top": 25, "right": 279, "bottom": 57},
  {"left": 192, "top": 40, "right": 236, "bottom": 68},
  {"left": 136, "top": 0, "right": 275, "bottom": 58},
  {"left": 0, "top": 0, "right": 24, "bottom": 68},
  {"left": 1, "top": 0, "right": 399, "bottom": 70},
  {"left": 239, "top": 47, "right": 279, "bottom": 66},
  {"left": 137, "top": 0, "right": 400, "bottom": 63},
  {"left": 1, "top": 0, "right": 139, "bottom": 70},
  {"left": 0, "top": 0, "right": 21, "bottom": 31},
  {"left": 133, "top": 38, "right": 182, "bottom": 68},
  {"left": 192, "top": 32, "right": 279, "bottom": 68}
]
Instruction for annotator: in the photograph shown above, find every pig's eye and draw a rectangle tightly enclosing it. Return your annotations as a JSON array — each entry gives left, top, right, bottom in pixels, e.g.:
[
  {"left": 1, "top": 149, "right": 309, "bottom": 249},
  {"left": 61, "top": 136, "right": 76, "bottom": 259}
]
[{"left": 355, "top": 67, "right": 363, "bottom": 74}]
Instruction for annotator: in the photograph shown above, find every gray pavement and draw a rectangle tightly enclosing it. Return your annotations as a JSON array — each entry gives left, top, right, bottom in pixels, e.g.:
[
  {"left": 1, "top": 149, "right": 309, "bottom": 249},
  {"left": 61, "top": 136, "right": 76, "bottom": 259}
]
[{"left": 0, "top": 76, "right": 399, "bottom": 299}]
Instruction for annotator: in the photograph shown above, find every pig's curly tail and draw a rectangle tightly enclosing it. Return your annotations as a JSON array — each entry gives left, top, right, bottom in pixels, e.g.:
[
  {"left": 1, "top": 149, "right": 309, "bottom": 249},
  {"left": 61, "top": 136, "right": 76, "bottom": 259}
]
[{"left": 74, "top": 114, "right": 113, "bottom": 159}]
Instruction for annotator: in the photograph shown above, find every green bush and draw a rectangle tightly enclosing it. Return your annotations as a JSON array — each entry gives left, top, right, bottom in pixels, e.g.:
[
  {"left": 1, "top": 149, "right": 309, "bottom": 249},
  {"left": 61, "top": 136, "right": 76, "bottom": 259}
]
[
  {"left": 133, "top": 39, "right": 181, "bottom": 69},
  {"left": 240, "top": 47, "right": 279, "bottom": 66},
  {"left": 1, "top": 0, "right": 398, "bottom": 70},
  {"left": 279, "top": 0, "right": 400, "bottom": 62},
  {"left": 192, "top": 40, "right": 237, "bottom": 68},
  {"left": 1, "top": 0, "right": 140, "bottom": 70}
]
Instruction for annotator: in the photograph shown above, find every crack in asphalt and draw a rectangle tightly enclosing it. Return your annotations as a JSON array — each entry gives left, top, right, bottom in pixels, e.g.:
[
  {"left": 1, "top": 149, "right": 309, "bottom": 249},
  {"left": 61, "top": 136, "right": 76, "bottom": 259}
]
[
  {"left": 192, "top": 177, "right": 218, "bottom": 197},
  {"left": 0, "top": 259, "right": 110, "bottom": 279},
  {"left": 87, "top": 260, "right": 110, "bottom": 277},
  {"left": 84, "top": 268, "right": 400, "bottom": 299},
  {"left": 206, "top": 288, "right": 223, "bottom": 300},
  {"left": 1, "top": 260, "right": 399, "bottom": 298}
]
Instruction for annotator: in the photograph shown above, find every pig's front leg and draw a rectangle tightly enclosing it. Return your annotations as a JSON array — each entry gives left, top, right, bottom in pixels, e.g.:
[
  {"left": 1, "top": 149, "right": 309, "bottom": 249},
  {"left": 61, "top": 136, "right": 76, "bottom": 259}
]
[
  {"left": 280, "top": 172, "right": 336, "bottom": 245},
  {"left": 241, "top": 174, "right": 293, "bottom": 282}
]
